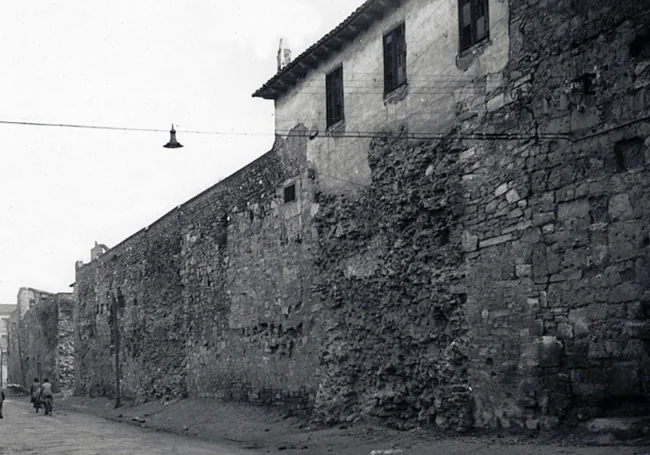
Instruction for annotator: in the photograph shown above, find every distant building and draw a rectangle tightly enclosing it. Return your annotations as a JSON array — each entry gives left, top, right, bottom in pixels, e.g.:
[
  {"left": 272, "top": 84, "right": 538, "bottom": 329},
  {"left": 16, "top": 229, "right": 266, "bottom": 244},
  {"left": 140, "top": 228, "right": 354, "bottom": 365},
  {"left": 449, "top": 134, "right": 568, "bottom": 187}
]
[{"left": 0, "top": 303, "right": 16, "bottom": 386}]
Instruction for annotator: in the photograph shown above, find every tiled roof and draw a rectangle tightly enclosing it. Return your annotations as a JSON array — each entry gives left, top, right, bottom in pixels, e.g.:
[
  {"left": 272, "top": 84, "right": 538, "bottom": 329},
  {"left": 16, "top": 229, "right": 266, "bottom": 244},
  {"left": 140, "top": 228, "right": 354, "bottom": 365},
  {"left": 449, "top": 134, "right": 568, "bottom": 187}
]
[{"left": 252, "top": 0, "right": 400, "bottom": 100}]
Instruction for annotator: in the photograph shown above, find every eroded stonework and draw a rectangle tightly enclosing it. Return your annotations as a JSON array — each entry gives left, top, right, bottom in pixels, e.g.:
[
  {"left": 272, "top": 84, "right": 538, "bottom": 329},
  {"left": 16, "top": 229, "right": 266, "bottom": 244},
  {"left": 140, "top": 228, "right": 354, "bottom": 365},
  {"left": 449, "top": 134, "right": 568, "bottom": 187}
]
[
  {"left": 74, "top": 0, "right": 650, "bottom": 431},
  {"left": 7, "top": 294, "right": 75, "bottom": 392}
]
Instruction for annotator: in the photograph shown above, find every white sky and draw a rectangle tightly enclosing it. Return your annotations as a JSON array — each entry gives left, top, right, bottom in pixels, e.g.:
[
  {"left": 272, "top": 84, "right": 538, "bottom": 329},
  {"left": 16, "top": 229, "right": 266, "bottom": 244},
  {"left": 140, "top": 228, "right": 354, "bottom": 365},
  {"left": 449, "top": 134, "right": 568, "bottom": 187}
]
[{"left": 0, "top": 0, "right": 361, "bottom": 302}]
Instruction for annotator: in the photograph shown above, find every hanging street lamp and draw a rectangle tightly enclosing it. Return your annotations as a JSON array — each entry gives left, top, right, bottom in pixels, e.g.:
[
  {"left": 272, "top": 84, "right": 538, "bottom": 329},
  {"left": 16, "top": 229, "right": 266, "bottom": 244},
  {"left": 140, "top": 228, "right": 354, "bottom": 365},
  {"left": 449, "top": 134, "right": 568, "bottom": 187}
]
[{"left": 163, "top": 124, "right": 183, "bottom": 148}]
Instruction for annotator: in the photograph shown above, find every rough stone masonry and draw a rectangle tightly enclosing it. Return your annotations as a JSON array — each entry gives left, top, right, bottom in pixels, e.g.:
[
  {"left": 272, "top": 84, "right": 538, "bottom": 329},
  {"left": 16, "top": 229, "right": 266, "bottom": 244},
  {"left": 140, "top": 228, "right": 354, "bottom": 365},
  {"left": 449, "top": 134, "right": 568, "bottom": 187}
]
[
  {"left": 74, "top": 0, "right": 650, "bottom": 431},
  {"left": 7, "top": 294, "right": 75, "bottom": 392}
]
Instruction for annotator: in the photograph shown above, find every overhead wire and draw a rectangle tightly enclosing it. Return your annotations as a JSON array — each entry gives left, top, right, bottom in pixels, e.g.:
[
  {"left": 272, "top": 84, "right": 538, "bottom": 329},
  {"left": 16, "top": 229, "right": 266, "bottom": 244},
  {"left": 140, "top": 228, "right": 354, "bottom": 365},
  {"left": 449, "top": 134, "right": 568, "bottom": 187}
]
[{"left": 0, "top": 5, "right": 647, "bottom": 143}]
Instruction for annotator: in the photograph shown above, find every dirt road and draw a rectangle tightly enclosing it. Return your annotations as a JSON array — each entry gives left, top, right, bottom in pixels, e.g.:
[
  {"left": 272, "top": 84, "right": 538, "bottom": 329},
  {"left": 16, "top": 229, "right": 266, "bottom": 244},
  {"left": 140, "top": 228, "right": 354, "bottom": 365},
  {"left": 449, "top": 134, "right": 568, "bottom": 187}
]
[
  {"left": 3, "top": 395, "right": 649, "bottom": 455},
  {"left": 0, "top": 398, "right": 250, "bottom": 455}
]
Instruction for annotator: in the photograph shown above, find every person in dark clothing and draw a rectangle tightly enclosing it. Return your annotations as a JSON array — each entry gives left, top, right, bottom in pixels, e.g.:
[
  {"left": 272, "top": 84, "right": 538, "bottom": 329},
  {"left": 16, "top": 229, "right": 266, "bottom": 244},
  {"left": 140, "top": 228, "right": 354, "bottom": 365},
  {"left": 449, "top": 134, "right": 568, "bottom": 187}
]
[
  {"left": 30, "top": 378, "right": 41, "bottom": 413},
  {"left": 0, "top": 388, "right": 5, "bottom": 418}
]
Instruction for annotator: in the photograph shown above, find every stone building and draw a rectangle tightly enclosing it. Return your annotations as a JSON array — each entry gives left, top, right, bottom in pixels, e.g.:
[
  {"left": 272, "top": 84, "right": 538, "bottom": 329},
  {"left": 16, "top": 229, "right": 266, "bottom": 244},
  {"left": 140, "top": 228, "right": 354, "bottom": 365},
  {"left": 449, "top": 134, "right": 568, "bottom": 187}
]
[
  {"left": 75, "top": 0, "right": 650, "bottom": 431},
  {"left": 0, "top": 303, "right": 16, "bottom": 386},
  {"left": 17, "top": 287, "right": 53, "bottom": 318},
  {"left": 7, "top": 292, "right": 75, "bottom": 392}
]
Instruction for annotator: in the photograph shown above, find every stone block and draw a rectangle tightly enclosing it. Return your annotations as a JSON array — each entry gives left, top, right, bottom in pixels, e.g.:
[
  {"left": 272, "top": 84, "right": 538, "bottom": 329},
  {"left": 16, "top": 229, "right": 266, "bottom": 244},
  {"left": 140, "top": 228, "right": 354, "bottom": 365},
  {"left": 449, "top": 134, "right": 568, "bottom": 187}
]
[
  {"left": 495, "top": 183, "right": 509, "bottom": 197},
  {"left": 516, "top": 264, "right": 533, "bottom": 277},
  {"left": 487, "top": 93, "right": 506, "bottom": 112},
  {"left": 608, "top": 283, "right": 641, "bottom": 303},
  {"left": 525, "top": 418, "right": 540, "bottom": 430},
  {"left": 533, "top": 212, "right": 555, "bottom": 226},
  {"left": 532, "top": 244, "right": 548, "bottom": 281},
  {"left": 506, "top": 189, "right": 521, "bottom": 203},
  {"left": 608, "top": 193, "right": 634, "bottom": 221},
  {"left": 460, "top": 147, "right": 477, "bottom": 162},
  {"left": 557, "top": 323, "right": 573, "bottom": 340},
  {"left": 479, "top": 233, "right": 513, "bottom": 248},
  {"left": 624, "top": 321, "right": 650, "bottom": 339},
  {"left": 486, "top": 199, "right": 499, "bottom": 212},
  {"left": 627, "top": 301, "right": 646, "bottom": 319},
  {"left": 462, "top": 230, "right": 479, "bottom": 252},
  {"left": 608, "top": 221, "right": 645, "bottom": 262},
  {"left": 557, "top": 199, "right": 590, "bottom": 222},
  {"left": 508, "top": 208, "right": 524, "bottom": 219}
]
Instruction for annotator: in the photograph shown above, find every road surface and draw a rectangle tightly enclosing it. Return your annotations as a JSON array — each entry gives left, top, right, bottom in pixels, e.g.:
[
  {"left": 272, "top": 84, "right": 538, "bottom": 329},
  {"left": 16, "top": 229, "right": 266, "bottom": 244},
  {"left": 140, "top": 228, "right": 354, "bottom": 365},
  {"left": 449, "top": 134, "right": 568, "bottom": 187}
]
[{"left": 0, "top": 398, "right": 251, "bottom": 455}]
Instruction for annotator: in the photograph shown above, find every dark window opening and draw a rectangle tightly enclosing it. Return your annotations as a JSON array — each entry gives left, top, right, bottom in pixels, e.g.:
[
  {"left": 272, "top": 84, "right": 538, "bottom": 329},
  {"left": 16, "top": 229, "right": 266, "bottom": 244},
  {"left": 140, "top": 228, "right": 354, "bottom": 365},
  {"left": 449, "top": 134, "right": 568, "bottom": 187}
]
[
  {"left": 459, "top": 0, "right": 490, "bottom": 52},
  {"left": 613, "top": 137, "right": 645, "bottom": 172},
  {"left": 283, "top": 184, "right": 296, "bottom": 203},
  {"left": 326, "top": 66, "right": 344, "bottom": 128},
  {"left": 383, "top": 23, "right": 407, "bottom": 94}
]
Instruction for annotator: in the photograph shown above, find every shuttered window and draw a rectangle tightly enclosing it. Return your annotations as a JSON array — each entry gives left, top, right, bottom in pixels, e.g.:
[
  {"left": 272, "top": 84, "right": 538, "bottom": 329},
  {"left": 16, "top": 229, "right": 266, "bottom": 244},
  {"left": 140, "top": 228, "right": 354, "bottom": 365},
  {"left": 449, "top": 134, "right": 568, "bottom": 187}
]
[
  {"left": 326, "top": 65, "right": 344, "bottom": 128},
  {"left": 383, "top": 23, "right": 406, "bottom": 94},
  {"left": 459, "top": 0, "right": 490, "bottom": 52}
]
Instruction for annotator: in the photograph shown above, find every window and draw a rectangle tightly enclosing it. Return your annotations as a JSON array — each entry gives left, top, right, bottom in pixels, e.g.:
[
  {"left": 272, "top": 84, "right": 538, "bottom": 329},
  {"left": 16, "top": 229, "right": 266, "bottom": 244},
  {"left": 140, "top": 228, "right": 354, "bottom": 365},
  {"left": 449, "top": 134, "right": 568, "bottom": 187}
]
[
  {"left": 326, "top": 66, "right": 344, "bottom": 128},
  {"left": 459, "top": 0, "right": 489, "bottom": 52},
  {"left": 283, "top": 184, "right": 296, "bottom": 203},
  {"left": 383, "top": 23, "right": 407, "bottom": 94}
]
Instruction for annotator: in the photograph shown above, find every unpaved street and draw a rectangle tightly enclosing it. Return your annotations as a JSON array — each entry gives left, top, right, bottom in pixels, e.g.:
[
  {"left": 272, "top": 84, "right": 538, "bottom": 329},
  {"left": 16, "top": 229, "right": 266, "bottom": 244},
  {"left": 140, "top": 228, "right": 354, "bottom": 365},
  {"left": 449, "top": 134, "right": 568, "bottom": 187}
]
[{"left": 0, "top": 399, "right": 249, "bottom": 455}]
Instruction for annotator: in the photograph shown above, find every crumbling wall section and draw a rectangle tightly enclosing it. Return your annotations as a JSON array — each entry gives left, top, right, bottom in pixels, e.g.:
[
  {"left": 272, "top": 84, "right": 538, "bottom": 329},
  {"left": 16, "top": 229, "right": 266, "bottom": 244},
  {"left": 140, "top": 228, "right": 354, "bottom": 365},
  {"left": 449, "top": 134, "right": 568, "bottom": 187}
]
[
  {"left": 20, "top": 297, "right": 58, "bottom": 389},
  {"left": 312, "top": 133, "right": 470, "bottom": 429},
  {"left": 7, "top": 294, "right": 74, "bottom": 392},
  {"left": 57, "top": 297, "right": 75, "bottom": 390}
]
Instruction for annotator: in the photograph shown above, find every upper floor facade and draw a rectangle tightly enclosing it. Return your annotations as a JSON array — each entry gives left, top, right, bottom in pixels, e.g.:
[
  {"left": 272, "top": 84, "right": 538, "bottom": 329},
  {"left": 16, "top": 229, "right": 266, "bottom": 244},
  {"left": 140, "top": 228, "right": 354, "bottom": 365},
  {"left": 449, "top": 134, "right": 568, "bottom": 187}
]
[{"left": 254, "top": 0, "right": 510, "bottom": 194}]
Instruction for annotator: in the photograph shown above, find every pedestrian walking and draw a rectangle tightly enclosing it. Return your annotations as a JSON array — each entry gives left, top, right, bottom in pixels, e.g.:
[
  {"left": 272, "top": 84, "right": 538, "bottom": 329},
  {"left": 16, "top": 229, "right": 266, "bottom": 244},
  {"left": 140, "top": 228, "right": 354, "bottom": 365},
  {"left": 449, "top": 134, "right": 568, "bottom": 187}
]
[
  {"left": 0, "top": 387, "right": 5, "bottom": 419},
  {"left": 39, "top": 378, "right": 53, "bottom": 416},
  {"left": 30, "top": 378, "right": 41, "bottom": 413}
]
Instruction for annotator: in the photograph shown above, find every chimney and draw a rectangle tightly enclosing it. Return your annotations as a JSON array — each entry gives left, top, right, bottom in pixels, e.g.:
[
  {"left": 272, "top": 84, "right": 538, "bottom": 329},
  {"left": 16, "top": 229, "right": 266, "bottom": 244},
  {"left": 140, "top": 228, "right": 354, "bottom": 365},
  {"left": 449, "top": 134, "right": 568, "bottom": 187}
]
[{"left": 277, "top": 38, "right": 292, "bottom": 72}]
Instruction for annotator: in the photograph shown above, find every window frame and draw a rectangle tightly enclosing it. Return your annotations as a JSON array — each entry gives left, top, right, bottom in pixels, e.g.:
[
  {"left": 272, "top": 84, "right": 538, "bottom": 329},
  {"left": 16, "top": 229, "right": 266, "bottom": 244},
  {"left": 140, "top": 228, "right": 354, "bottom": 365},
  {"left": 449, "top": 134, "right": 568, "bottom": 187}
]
[
  {"left": 458, "top": 0, "right": 490, "bottom": 53},
  {"left": 283, "top": 184, "right": 296, "bottom": 204},
  {"left": 383, "top": 22, "right": 407, "bottom": 95},
  {"left": 325, "top": 65, "right": 345, "bottom": 129}
]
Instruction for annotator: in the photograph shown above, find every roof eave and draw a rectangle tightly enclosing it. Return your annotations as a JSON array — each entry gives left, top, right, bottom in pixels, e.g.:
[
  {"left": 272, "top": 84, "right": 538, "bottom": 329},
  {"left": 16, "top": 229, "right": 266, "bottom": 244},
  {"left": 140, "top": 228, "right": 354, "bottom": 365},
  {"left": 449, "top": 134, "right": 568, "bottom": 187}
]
[{"left": 252, "top": 0, "right": 396, "bottom": 100}]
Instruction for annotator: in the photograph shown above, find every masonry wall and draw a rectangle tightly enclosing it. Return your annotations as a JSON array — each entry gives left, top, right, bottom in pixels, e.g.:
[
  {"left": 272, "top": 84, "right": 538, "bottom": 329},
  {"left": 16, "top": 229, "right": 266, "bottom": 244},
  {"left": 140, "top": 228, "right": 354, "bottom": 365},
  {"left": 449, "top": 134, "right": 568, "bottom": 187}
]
[
  {"left": 75, "top": 0, "right": 650, "bottom": 430},
  {"left": 308, "top": 0, "right": 650, "bottom": 431},
  {"left": 75, "top": 138, "right": 319, "bottom": 411},
  {"left": 7, "top": 294, "right": 75, "bottom": 392},
  {"left": 458, "top": 0, "right": 650, "bottom": 429}
]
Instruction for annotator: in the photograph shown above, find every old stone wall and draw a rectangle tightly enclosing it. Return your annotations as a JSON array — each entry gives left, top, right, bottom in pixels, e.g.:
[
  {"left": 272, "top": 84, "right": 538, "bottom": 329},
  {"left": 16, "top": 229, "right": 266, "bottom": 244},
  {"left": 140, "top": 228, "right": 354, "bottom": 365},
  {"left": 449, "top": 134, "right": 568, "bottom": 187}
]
[
  {"left": 455, "top": 0, "right": 650, "bottom": 429},
  {"left": 312, "top": 134, "right": 471, "bottom": 429},
  {"left": 7, "top": 294, "right": 75, "bottom": 392},
  {"left": 308, "top": 0, "right": 650, "bottom": 431},
  {"left": 75, "top": 136, "right": 319, "bottom": 412},
  {"left": 74, "top": 0, "right": 650, "bottom": 430},
  {"left": 57, "top": 298, "right": 75, "bottom": 390}
]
